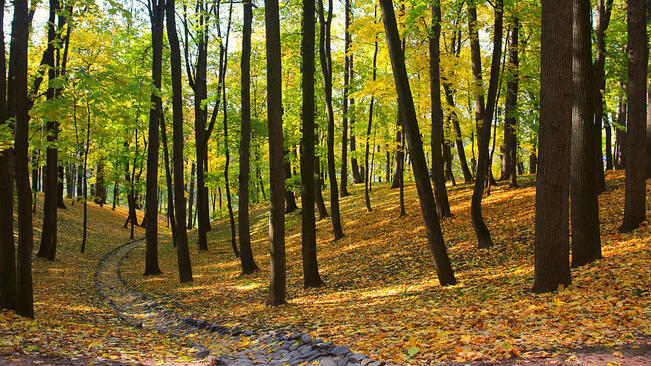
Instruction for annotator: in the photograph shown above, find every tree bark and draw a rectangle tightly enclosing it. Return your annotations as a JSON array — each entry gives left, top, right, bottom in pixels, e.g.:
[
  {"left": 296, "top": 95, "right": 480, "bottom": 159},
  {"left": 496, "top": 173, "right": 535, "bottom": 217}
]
[
  {"left": 619, "top": 0, "right": 648, "bottom": 232},
  {"left": 265, "top": 0, "right": 287, "bottom": 305},
  {"left": 13, "top": 0, "right": 35, "bottom": 317},
  {"left": 144, "top": 0, "right": 164, "bottom": 275},
  {"left": 571, "top": 0, "right": 601, "bottom": 266},
  {"left": 503, "top": 17, "right": 519, "bottom": 188},
  {"left": 467, "top": 0, "right": 502, "bottom": 249},
  {"left": 284, "top": 157, "right": 298, "bottom": 213},
  {"left": 238, "top": 0, "right": 258, "bottom": 275},
  {"left": 166, "top": 0, "right": 193, "bottom": 283},
  {"left": 533, "top": 0, "right": 572, "bottom": 293},
  {"left": 318, "top": 0, "right": 344, "bottom": 240},
  {"left": 364, "top": 32, "right": 378, "bottom": 213},
  {"left": 301, "top": 0, "right": 323, "bottom": 287},
  {"left": 161, "top": 114, "right": 176, "bottom": 246},
  {"left": 314, "top": 153, "right": 328, "bottom": 220},
  {"left": 80, "top": 100, "right": 91, "bottom": 253},
  {"left": 187, "top": 161, "right": 195, "bottom": 229},
  {"left": 340, "top": 0, "right": 353, "bottom": 197},
  {"left": 379, "top": 0, "right": 456, "bottom": 286},
  {"left": 429, "top": 1, "right": 452, "bottom": 218},
  {"left": 0, "top": 0, "right": 15, "bottom": 310}
]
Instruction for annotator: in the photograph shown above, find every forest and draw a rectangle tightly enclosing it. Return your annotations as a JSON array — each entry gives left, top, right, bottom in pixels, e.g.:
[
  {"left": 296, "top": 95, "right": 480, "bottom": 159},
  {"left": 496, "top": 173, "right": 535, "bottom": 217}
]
[{"left": 0, "top": 0, "right": 649, "bottom": 364}]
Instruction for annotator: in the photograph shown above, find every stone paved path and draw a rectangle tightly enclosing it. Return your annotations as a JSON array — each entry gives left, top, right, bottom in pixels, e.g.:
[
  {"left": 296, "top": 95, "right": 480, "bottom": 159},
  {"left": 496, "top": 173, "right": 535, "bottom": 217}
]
[{"left": 95, "top": 238, "right": 385, "bottom": 366}]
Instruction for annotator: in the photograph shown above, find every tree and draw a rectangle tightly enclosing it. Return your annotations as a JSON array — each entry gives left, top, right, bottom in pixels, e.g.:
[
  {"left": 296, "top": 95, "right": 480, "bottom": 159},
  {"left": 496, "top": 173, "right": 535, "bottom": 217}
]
[
  {"left": 318, "top": 0, "right": 344, "bottom": 240},
  {"left": 167, "top": 0, "right": 193, "bottom": 283},
  {"left": 379, "top": 0, "right": 456, "bottom": 287},
  {"left": 238, "top": 0, "right": 259, "bottom": 275},
  {"left": 503, "top": 16, "right": 519, "bottom": 188},
  {"left": 570, "top": 0, "right": 601, "bottom": 267},
  {"left": 619, "top": 0, "right": 648, "bottom": 232},
  {"left": 364, "top": 27, "right": 378, "bottom": 213},
  {"left": 533, "top": 0, "right": 572, "bottom": 293},
  {"left": 0, "top": 0, "right": 15, "bottom": 311},
  {"left": 13, "top": 0, "right": 35, "bottom": 317},
  {"left": 144, "top": 0, "right": 165, "bottom": 276},
  {"left": 467, "top": 0, "right": 502, "bottom": 249},
  {"left": 265, "top": 0, "right": 287, "bottom": 305},
  {"left": 301, "top": 0, "right": 324, "bottom": 288},
  {"left": 429, "top": 0, "right": 451, "bottom": 218},
  {"left": 339, "top": 0, "right": 353, "bottom": 197}
]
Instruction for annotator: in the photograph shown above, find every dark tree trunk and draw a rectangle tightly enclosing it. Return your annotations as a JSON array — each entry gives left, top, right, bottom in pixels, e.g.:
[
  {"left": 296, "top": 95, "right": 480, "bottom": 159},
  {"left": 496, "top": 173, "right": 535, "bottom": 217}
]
[
  {"left": 265, "top": 0, "right": 287, "bottom": 305},
  {"left": 443, "top": 142, "right": 456, "bottom": 186},
  {"left": 314, "top": 153, "right": 328, "bottom": 220},
  {"left": 57, "top": 165, "right": 66, "bottom": 208},
  {"left": 619, "top": 0, "right": 648, "bottom": 232},
  {"left": 529, "top": 150, "right": 537, "bottom": 174},
  {"left": 0, "top": 0, "right": 16, "bottom": 310},
  {"left": 385, "top": 150, "right": 391, "bottom": 182},
  {"left": 112, "top": 181, "right": 118, "bottom": 210},
  {"left": 318, "top": 0, "right": 344, "bottom": 240},
  {"left": 592, "top": 0, "right": 613, "bottom": 193},
  {"left": 65, "top": 162, "right": 74, "bottom": 198},
  {"left": 301, "top": 0, "right": 323, "bottom": 287},
  {"left": 161, "top": 115, "right": 176, "bottom": 246},
  {"left": 350, "top": 129, "right": 363, "bottom": 183},
  {"left": 239, "top": 0, "right": 258, "bottom": 275},
  {"left": 37, "top": 0, "right": 60, "bottom": 261},
  {"left": 467, "top": 0, "right": 502, "bottom": 249},
  {"left": 571, "top": 0, "right": 601, "bottom": 266},
  {"left": 80, "top": 100, "right": 91, "bottom": 253},
  {"left": 187, "top": 161, "right": 195, "bottom": 229},
  {"left": 533, "top": 0, "right": 572, "bottom": 293},
  {"left": 391, "top": 118, "right": 404, "bottom": 189},
  {"left": 13, "top": 0, "right": 34, "bottom": 317},
  {"left": 364, "top": 32, "right": 378, "bottom": 213},
  {"left": 166, "top": 0, "right": 192, "bottom": 283},
  {"left": 504, "top": 17, "right": 519, "bottom": 188},
  {"left": 144, "top": 0, "right": 163, "bottom": 275},
  {"left": 429, "top": 1, "right": 452, "bottom": 218},
  {"left": 647, "top": 81, "right": 650, "bottom": 178},
  {"left": 605, "top": 116, "right": 613, "bottom": 170},
  {"left": 284, "top": 157, "right": 298, "bottom": 213},
  {"left": 340, "top": 0, "right": 353, "bottom": 197},
  {"left": 379, "top": 0, "right": 456, "bottom": 286},
  {"left": 614, "top": 99, "right": 626, "bottom": 169}
]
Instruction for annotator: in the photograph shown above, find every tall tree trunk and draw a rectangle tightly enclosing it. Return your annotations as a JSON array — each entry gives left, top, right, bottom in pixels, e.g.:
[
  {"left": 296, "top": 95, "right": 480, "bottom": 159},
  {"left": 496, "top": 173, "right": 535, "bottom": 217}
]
[
  {"left": 314, "top": 153, "right": 328, "bottom": 220},
  {"left": 57, "top": 165, "right": 66, "bottom": 208},
  {"left": 467, "top": 0, "right": 502, "bottom": 249},
  {"left": 161, "top": 114, "right": 176, "bottom": 246},
  {"left": 592, "top": 0, "right": 614, "bottom": 193},
  {"left": 239, "top": 0, "right": 258, "bottom": 275},
  {"left": 340, "top": 0, "right": 353, "bottom": 197},
  {"left": 619, "top": 0, "right": 648, "bottom": 232},
  {"left": 265, "top": 0, "right": 287, "bottom": 305},
  {"left": 533, "top": 0, "right": 572, "bottom": 293},
  {"left": 364, "top": 32, "right": 378, "bottom": 213},
  {"left": 301, "top": 0, "right": 323, "bottom": 287},
  {"left": 284, "top": 157, "right": 298, "bottom": 213},
  {"left": 504, "top": 17, "right": 519, "bottom": 188},
  {"left": 571, "top": 0, "right": 601, "bottom": 266},
  {"left": 13, "top": 0, "right": 35, "bottom": 317},
  {"left": 187, "top": 161, "right": 195, "bottom": 229},
  {"left": 0, "top": 0, "right": 15, "bottom": 310},
  {"left": 443, "top": 141, "right": 456, "bottom": 186},
  {"left": 429, "top": 0, "right": 452, "bottom": 218},
  {"left": 614, "top": 98, "right": 626, "bottom": 169},
  {"left": 80, "top": 100, "right": 91, "bottom": 253},
  {"left": 318, "top": 0, "right": 344, "bottom": 240},
  {"left": 166, "top": 0, "right": 192, "bottom": 283},
  {"left": 379, "top": 0, "right": 456, "bottom": 286},
  {"left": 37, "top": 0, "right": 60, "bottom": 261},
  {"left": 605, "top": 116, "right": 613, "bottom": 170},
  {"left": 144, "top": 0, "right": 164, "bottom": 275}
]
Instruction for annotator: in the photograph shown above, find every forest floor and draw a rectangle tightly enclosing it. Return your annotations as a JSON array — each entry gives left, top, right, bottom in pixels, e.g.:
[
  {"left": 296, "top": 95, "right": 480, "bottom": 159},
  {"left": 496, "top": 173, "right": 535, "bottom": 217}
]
[{"left": 1, "top": 170, "right": 649, "bottom": 365}]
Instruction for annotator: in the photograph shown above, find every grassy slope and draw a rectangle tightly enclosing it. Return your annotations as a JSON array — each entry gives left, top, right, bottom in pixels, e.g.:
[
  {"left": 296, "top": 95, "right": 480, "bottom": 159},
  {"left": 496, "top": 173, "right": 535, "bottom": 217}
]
[{"left": 122, "top": 171, "right": 650, "bottom": 364}]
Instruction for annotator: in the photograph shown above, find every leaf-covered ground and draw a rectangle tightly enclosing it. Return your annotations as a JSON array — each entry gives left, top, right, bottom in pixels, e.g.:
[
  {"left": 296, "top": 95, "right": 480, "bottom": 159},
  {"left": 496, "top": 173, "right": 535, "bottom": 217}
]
[
  {"left": 118, "top": 171, "right": 650, "bottom": 365},
  {"left": 1, "top": 196, "right": 198, "bottom": 364}
]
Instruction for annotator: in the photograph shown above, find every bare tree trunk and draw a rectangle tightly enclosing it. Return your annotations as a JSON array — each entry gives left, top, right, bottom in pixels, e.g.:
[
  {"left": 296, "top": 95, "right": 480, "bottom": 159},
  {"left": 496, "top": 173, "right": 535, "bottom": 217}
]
[
  {"left": 533, "top": 0, "right": 572, "bottom": 293},
  {"left": 619, "top": 0, "right": 647, "bottom": 232},
  {"left": 503, "top": 17, "right": 519, "bottom": 188},
  {"left": 570, "top": 0, "right": 601, "bottom": 266},
  {"left": 166, "top": 0, "right": 192, "bottom": 283},
  {"left": 340, "top": 0, "right": 353, "bottom": 197},
  {"left": 318, "top": 0, "right": 344, "bottom": 240},
  {"left": 364, "top": 27, "right": 378, "bottom": 213},
  {"left": 380, "top": 0, "right": 456, "bottom": 286},
  {"left": 265, "top": 0, "right": 287, "bottom": 305},
  {"left": 239, "top": 0, "right": 258, "bottom": 274}
]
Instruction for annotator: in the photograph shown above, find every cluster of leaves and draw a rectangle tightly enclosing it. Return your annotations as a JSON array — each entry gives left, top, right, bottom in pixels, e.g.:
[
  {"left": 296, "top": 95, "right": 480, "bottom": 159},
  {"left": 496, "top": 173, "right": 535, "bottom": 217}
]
[{"left": 121, "top": 171, "right": 649, "bottom": 364}]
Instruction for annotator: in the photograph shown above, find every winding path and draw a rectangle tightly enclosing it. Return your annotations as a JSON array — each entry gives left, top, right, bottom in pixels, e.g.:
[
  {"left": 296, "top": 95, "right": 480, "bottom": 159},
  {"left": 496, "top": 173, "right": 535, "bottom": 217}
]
[{"left": 94, "top": 239, "right": 385, "bottom": 366}]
